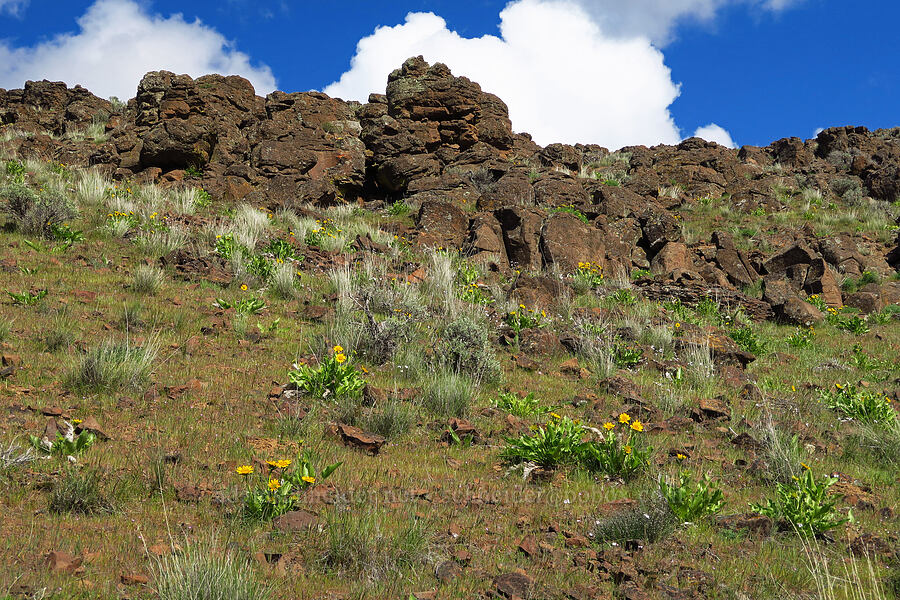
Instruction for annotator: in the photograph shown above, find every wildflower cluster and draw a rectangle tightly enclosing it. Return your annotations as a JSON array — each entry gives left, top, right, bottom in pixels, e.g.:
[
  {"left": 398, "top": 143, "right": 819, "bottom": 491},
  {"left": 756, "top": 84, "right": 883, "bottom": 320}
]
[
  {"left": 106, "top": 209, "right": 139, "bottom": 231},
  {"left": 504, "top": 304, "right": 547, "bottom": 333},
  {"left": 237, "top": 451, "right": 341, "bottom": 521},
  {"left": 5, "top": 159, "right": 25, "bottom": 184},
  {"left": 500, "top": 415, "right": 584, "bottom": 468},
  {"left": 820, "top": 382, "right": 896, "bottom": 426},
  {"left": 825, "top": 306, "right": 870, "bottom": 335},
  {"left": 50, "top": 223, "right": 84, "bottom": 245},
  {"left": 573, "top": 261, "right": 604, "bottom": 289},
  {"left": 806, "top": 294, "right": 827, "bottom": 312},
  {"left": 579, "top": 413, "right": 652, "bottom": 479},
  {"left": 728, "top": 325, "right": 768, "bottom": 355},
  {"left": 265, "top": 238, "right": 301, "bottom": 262},
  {"left": 7, "top": 289, "right": 48, "bottom": 306},
  {"left": 786, "top": 325, "right": 815, "bottom": 348},
  {"left": 455, "top": 259, "right": 493, "bottom": 304},
  {"left": 289, "top": 345, "right": 365, "bottom": 400},
  {"left": 305, "top": 218, "right": 344, "bottom": 248},
  {"left": 215, "top": 233, "right": 291, "bottom": 281},
  {"left": 501, "top": 413, "right": 652, "bottom": 479}
]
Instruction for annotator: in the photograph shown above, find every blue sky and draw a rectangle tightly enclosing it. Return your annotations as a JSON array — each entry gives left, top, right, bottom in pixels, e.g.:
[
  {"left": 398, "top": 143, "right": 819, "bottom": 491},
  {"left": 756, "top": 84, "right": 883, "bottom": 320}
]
[{"left": 1, "top": 0, "right": 898, "bottom": 149}]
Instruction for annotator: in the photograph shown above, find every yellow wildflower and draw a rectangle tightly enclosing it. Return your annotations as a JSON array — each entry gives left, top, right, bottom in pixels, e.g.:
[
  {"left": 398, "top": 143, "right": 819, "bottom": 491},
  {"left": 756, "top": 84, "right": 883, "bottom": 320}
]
[
  {"left": 550, "top": 412, "right": 562, "bottom": 420},
  {"left": 619, "top": 413, "right": 631, "bottom": 424},
  {"left": 301, "top": 476, "right": 316, "bottom": 484},
  {"left": 335, "top": 353, "right": 347, "bottom": 364},
  {"left": 240, "top": 284, "right": 248, "bottom": 291},
  {"left": 72, "top": 419, "right": 83, "bottom": 425},
  {"left": 676, "top": 453, "right": 686, "bottom": 460},
  {"left": 630, "top": 420, "right": 644, "bottom": 432},
  {"left": 603, "top": 422, "right": 615, "bottom": 431},
  {"left": 267, "top": 478, "right": 281, "bottom": 491},
  {"left": 800, "top": 462, "right": 810, "bottom": 471},
  {"left": 236, "top": 465, "right": 253, "bottom": 475},
  {"left": 333, "top": 345, "right": 344, "bottom": 354},
  {"left": 624, "top": 445, "right": 632, "bottom": 454}
]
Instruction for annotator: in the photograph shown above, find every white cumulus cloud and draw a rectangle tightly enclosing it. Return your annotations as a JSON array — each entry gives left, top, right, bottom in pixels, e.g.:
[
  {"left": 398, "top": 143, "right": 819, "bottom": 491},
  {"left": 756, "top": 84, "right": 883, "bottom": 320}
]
[
  {"left": 571, "top": 0, "right": 803, "bottom": 46},
  {"left": 693, "top": 123, "right": 737, "bottom": 148},
  {"left": 325, "top": 0, "right": 682, "bottom": 149},
  {"left": 0, "top": 0, "right": 276, "bottom": 100},
  {"left": 0, "top": 0, "right": 28, "bottom": 17}
]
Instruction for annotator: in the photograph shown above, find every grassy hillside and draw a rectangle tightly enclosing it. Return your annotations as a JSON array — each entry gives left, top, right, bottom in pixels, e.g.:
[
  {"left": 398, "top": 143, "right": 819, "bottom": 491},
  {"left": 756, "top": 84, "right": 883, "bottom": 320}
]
[{"left": 0, "top": 156, "right": 898, "bottom": 600}]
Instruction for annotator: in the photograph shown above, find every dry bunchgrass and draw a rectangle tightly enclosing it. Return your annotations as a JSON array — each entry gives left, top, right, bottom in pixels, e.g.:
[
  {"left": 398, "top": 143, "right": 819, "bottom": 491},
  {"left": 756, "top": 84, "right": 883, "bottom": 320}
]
[
  {"left": 150, "top": 536, "right": 269, "bottom": 600},
  {"left": 132, "top": 264, "right": 165, "bottom": 295},
  {"left": 68, "top": 337, "right": 159, "bottom": 392}
]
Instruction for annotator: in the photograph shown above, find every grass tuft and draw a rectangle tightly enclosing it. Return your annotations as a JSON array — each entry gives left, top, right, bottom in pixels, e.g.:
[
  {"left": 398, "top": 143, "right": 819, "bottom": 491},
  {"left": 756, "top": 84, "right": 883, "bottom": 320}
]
[
  {"left": 151, "top": 536, "right": 269, "bottom": 600},
  {"left": 68, "top": 337, "right": 158, "bottom": 392}
]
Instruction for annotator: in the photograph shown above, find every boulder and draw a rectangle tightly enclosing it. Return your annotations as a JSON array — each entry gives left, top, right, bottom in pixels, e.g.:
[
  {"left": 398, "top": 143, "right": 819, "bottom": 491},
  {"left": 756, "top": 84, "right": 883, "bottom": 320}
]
[
  {"left": 495, "top": 207, "right": 546, "bottom": 272},
  {"left": 650, "top": 241, "right": 691, "bottom": 277},
  {"left": 539, "top": 212, "right": 605, "bottom": 273},
  {"left": 416, "top": 199, "right": 469, "bottom": 250},
  {"left": 712, "top": 231, "right": 759, "bottom": 288}
]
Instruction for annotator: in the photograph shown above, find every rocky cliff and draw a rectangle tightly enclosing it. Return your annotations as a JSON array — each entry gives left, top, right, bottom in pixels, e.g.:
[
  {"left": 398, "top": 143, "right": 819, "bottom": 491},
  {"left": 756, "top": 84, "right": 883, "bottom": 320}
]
[{"left": 2, "top": 56, "right": 899, "bottom": 321}]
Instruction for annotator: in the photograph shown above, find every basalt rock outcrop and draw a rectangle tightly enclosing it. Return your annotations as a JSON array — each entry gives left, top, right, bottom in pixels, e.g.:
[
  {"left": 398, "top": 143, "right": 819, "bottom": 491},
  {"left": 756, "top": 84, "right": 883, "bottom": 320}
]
[{"left": 2, "top": 56, "right": 899, "bottom": 318}]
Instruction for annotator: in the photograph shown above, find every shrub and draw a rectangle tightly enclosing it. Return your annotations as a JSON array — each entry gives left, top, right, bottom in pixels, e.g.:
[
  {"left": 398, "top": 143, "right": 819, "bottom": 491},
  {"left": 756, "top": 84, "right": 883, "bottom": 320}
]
[
  {"left": 69, "top": 338, "right": 158, "bottom": 392},
  {"left": 422, "top": 370, "right": 474, "bottom": 418},
  {"left": 49, "top": 467, "right": 113, "bottom": 515},
  {"left": 1, "top": 183, "right": 75, "bottom": 238},
  {"left": 750, "top": 467, "right": 851, "bottom": 536},
  {"left": 436, "top": 313, "right": 500, "bottom": 382},
  {"left": 289, "top": 345, "right": 365, "bottom": 400},
  {"left": 820, "top": 382, "right": 896, "bottom": 426},
  {"left": 501, "top": 415, "right": 584, "bottom": 468},
  {"left": 659, "top": 471, "right": 725, "bottom": 523},
  {"left": 132, "top": 264, "right": 165, "bottom": 295},
  {"left": 331, "top": 312, "right": 412, "bottom": 365},
  {"left": 151, "top": 537, "right": 269, "bottom": 600}
]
